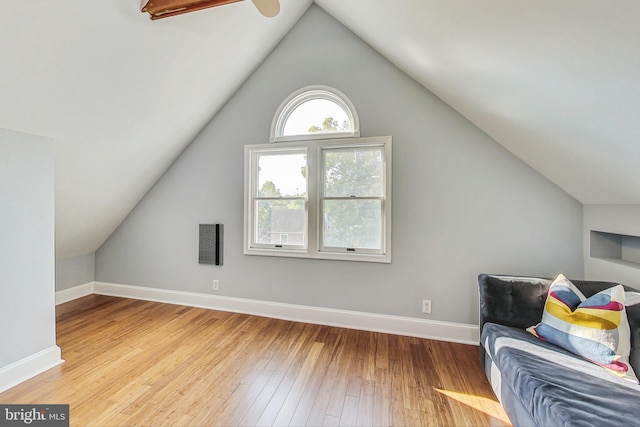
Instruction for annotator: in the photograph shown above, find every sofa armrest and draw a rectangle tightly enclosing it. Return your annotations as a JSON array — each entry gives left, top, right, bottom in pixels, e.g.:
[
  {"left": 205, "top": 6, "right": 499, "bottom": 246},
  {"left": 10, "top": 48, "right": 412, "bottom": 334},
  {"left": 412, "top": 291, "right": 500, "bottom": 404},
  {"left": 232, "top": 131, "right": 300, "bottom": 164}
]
[
  {"left": 478, "top": 274, "right": 552, "bottom": 377},
  {"left": 478, "top": 274, "right": 551, "bottom": 332}
]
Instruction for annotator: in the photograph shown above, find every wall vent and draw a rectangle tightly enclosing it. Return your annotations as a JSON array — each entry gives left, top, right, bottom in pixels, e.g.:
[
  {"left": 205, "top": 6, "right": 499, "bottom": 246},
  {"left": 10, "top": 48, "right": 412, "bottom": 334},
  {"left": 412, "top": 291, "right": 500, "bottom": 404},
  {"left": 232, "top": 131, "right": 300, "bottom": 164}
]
[{"left": 199, "top": 224, "right": 223, "bottom": 266}]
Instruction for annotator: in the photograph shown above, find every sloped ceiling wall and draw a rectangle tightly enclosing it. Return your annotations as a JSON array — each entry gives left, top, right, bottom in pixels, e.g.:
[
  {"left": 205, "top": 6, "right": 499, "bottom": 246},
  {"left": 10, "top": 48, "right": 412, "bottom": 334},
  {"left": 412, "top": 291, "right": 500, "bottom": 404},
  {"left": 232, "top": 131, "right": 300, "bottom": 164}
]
[
  {"left": 0, "top": 0, "right": 312, "bottom": 259},
  {"left": 316, "top": 0, "right": 640, "bottom": 204},
  {"left": 1, "top": 1, "right": 638, "bottom": 259}
]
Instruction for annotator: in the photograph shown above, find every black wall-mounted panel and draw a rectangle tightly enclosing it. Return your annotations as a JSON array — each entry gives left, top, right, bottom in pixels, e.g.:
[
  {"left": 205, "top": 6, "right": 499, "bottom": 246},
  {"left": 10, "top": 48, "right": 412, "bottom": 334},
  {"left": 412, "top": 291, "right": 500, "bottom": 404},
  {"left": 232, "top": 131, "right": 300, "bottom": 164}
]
[{"left": 199, "top": 224, "right": 223, "bottom": 265}]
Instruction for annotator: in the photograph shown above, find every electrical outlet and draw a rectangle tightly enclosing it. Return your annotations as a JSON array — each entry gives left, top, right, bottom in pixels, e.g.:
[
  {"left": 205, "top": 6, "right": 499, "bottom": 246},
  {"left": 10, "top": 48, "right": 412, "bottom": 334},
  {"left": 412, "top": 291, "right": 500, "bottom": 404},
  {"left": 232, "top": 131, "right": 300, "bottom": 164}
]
[
  {"left": 212, "top": 279, "right": 219, "bottom": 291},
  {"left": 422, "top": 299, "right": 432, "bottom": 314}
]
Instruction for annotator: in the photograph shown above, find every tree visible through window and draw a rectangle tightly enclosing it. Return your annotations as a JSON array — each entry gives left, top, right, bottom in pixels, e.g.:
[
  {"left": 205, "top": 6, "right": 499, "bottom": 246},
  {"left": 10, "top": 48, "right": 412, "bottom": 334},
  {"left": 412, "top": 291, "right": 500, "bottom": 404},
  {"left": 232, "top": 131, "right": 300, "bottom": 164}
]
[
  {"left": 308, "top": 116, "right": 351, "bottom": 134},
  {"left": 321, "top": 146, "right": 384, "bottom": 251}
]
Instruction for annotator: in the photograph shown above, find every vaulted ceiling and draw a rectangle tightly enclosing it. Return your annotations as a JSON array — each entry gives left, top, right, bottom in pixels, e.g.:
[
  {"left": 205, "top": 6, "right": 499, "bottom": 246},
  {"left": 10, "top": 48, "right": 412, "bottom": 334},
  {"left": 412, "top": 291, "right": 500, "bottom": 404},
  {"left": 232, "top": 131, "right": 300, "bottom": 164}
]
[{"left": 2, "top": 1, "right": 639, "bottom": 259}]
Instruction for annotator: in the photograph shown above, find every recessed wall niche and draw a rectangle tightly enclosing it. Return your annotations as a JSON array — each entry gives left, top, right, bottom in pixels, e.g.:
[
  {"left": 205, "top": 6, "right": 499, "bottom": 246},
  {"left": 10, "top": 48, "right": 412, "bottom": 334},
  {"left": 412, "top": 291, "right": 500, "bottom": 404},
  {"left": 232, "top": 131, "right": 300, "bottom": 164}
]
[{"left": 590, "top": 230, "right": 640, "bottom": 268}]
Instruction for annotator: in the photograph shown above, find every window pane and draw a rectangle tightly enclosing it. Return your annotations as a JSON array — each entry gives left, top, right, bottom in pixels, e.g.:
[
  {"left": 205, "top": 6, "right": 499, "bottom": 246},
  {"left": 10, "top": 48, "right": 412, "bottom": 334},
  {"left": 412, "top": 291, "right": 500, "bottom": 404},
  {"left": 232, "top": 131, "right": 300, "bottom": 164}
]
[
  {"left": 283, "top": 99, "right": 351, "bottom": 136},
  {"left": 323, "top": 147, "right": 383, "bottom": 197},
  {"left": 257, "top": 152, "right": 307, "bottom": 197},
  {"left": 322, "top": 200, "right": 382, "bottom": 250},
  {"left": 255, "top": 199, "right": 305, "bottom": 245}
]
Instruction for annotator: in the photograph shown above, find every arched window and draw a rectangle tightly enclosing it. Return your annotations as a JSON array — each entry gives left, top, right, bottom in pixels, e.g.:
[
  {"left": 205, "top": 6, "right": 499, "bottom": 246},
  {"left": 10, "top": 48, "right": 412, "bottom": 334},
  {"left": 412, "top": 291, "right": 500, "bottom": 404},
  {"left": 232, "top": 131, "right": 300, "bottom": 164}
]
[{"left": 270, "top": 86, "right": 360, "bottom": 142}]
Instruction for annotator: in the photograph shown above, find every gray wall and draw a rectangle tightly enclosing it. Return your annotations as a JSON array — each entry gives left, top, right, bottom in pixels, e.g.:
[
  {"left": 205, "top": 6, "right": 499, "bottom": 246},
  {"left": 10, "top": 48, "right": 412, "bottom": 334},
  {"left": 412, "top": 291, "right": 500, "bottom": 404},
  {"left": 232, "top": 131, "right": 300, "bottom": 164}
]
[
  {"left": 56, "top": 253, "right": 95, "bottom": 291},
  {"left": 96, "top": 5, "right": 584, "bottom": 325},
  {"left": 584, "top": 205, "right": 640, "bottom": 289},
  {"left": 0, "top": 128, "right": 57, "bottom": 367}
]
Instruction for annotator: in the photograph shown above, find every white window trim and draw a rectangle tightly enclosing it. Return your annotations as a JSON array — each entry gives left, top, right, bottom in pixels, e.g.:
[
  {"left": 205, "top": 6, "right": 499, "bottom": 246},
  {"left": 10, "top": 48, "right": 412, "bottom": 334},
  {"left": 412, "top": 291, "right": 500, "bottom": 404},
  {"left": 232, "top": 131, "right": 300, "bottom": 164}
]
[
  {"left": 244, "top": 136, "right": 392, "bottom": 263},
  {"left": 270, "top": 85, "right": 361, "bottom": 143}
]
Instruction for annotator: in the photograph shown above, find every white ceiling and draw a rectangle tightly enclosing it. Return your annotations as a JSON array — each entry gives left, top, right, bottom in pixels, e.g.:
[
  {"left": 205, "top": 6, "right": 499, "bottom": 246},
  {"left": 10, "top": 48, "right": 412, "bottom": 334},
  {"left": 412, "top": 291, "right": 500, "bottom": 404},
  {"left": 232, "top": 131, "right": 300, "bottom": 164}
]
[{"left": 2, "top": 1, "right": 639, "bottom": 259}]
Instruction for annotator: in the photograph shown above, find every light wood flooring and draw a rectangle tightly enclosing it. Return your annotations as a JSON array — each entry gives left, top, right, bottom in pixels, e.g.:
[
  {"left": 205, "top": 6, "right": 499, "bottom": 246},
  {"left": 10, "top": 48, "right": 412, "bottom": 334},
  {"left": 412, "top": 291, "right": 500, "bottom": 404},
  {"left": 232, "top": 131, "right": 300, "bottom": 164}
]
[{"left": 0, "top": 295, "right": 510, "bottom": 426}]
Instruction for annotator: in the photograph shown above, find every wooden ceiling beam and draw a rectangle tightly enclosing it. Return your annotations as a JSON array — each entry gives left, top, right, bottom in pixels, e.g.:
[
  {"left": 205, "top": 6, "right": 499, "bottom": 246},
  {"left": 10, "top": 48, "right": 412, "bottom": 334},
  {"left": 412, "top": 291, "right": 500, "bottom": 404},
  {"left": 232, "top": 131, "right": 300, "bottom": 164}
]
[{"left": 141, "top": 0, "right": 243, "bottom": 20}]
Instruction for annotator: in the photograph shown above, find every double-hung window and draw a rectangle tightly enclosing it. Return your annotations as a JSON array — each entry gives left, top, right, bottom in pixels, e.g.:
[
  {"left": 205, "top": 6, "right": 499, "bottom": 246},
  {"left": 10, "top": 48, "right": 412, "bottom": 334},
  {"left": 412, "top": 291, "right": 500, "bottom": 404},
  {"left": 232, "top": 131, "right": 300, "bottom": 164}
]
[{"left": 245, "top": 136, "right": 391, "bottom": 263}]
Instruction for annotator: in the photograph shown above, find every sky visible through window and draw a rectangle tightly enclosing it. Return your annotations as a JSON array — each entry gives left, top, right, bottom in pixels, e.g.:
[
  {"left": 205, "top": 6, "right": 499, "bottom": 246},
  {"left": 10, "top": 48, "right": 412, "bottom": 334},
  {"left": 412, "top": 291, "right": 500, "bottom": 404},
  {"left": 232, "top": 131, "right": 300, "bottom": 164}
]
[
  {"left": 283, "top": 99, "right": 349, "bottom": 135},
  {"left": 258, "top": 153, "right": 306, "bottom": 197}
]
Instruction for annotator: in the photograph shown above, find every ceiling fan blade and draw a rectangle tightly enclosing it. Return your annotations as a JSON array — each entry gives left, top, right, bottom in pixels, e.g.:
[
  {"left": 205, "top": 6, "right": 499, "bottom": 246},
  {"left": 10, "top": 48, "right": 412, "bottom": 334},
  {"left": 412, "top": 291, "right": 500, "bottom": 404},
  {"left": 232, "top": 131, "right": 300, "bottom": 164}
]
[{"left": 250, "top": 0, "right": 280, "bottom": 17}]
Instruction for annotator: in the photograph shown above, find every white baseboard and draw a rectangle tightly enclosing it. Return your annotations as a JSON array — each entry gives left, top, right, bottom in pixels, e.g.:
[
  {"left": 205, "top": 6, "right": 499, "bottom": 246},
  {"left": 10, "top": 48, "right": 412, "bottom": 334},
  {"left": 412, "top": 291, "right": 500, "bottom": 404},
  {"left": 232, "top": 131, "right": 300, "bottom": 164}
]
[
  {"left": 92, "top": 281, "right": 479, "bottom": 345},
  {"left": 55, "top": 282, "right": 94, "bottom": 305},
  {"left": 0, "top": 346, "right": 64, "bottom": 394}
]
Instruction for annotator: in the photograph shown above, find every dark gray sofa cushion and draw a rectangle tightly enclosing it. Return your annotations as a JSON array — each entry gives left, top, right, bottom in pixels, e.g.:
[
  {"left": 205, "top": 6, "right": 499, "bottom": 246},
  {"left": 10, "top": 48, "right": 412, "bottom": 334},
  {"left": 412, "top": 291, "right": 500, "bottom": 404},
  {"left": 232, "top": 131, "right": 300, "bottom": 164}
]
[{"left": 482, "top": 322, "right": 640, "bottom": 427}]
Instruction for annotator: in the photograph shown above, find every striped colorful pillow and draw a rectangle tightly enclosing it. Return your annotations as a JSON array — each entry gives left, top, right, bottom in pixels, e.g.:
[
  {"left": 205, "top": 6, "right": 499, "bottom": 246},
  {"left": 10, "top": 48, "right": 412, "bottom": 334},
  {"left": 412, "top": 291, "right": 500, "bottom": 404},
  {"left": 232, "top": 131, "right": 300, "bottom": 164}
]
[{"left": 528, "top": 274, "right": 638, "bottom": 383}]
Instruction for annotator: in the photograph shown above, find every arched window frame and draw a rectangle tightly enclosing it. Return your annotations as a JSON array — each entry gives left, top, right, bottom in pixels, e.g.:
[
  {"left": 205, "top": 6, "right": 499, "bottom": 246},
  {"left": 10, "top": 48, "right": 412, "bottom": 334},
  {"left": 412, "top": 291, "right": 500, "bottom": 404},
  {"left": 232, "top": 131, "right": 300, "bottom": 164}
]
[{"left": 270, "top": 85, "right": 360, "bottom": 143}]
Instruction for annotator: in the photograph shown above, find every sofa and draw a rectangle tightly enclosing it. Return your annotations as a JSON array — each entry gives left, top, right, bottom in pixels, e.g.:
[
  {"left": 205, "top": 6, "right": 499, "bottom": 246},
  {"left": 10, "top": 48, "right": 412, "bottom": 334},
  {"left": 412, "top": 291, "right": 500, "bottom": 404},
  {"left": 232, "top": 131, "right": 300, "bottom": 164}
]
[{"left": 478, "top": 274, "right": 640, "bottom": 427}]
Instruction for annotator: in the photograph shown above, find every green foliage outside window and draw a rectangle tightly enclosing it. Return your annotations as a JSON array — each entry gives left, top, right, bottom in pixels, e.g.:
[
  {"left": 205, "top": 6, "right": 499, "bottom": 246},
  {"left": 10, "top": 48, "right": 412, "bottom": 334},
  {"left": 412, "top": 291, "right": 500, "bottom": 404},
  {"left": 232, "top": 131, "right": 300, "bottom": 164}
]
[{"left": 322, "top": 147, "right": 383, "bottom": 249}]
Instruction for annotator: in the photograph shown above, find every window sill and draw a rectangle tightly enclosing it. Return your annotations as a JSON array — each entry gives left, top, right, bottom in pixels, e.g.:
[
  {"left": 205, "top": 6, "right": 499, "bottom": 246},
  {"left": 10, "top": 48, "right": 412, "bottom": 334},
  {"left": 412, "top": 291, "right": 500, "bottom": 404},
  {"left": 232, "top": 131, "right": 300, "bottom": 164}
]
[{"left": 244, "top": 247, "right": 391, "bottom": 264}]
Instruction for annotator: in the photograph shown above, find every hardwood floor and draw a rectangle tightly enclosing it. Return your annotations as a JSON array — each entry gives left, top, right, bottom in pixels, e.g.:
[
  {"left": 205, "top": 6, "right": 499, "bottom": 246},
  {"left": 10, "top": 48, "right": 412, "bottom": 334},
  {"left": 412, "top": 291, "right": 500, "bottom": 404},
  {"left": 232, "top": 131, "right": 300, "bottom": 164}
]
[{"left": 0, "top": 295, "right": 510, "bottom": 426}]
